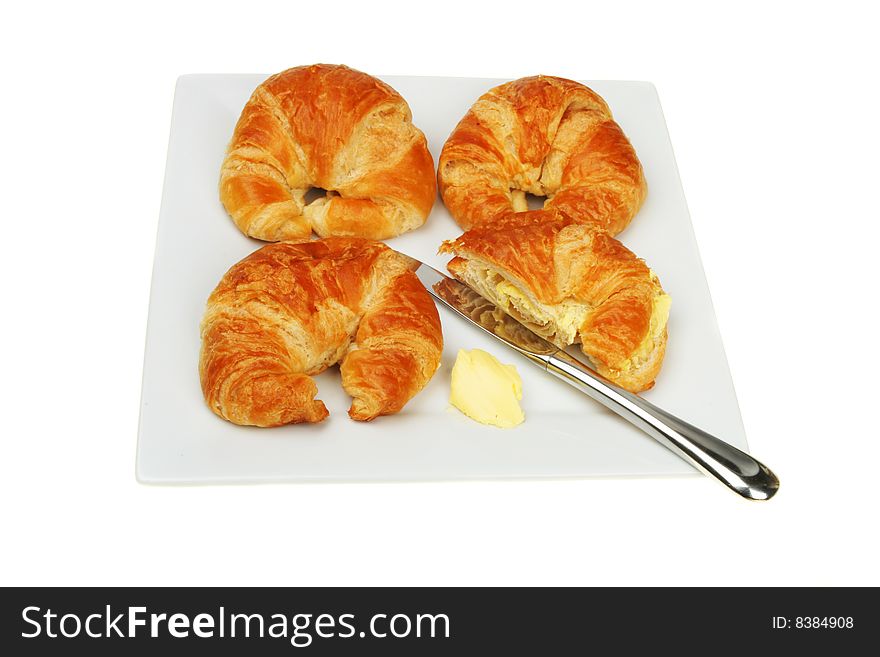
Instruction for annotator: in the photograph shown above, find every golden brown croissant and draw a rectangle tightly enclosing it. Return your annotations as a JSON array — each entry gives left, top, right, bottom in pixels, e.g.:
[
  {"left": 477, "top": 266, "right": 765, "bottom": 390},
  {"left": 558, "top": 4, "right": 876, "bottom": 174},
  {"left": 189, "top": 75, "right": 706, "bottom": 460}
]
[
  {"left": 200, "top": 238, "right": 443, "bottom": 426},
  {"left": 438, "top": 75, "right": 646, "bottom": 234},
  {"left": 440, "top": 210, "right": 669, "bottom": 392},
  {"left": 220, "top": 64, "right": 436, "bottom": 242}
]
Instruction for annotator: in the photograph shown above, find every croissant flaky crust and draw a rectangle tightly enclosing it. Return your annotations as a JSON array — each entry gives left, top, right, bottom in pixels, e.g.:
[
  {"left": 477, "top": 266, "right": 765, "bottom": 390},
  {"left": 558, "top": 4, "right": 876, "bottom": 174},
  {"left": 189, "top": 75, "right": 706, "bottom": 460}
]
[
  {"left": 438, "top": 75, "right": 646, "bottom": 234},
  {"left": 440, "top": 210, "right": 669, "bottom": 392},
  {"left": 220, "top": 64, "right": 436, "bottom": 242},
  {"left": 200, "top": 239, "right": 443, "bottom": 426}
]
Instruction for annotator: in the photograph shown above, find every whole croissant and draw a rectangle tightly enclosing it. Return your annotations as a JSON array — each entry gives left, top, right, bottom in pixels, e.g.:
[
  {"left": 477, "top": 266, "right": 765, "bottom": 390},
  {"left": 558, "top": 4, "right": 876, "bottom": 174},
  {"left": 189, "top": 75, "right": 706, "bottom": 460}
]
[
  {"left": 440, "top": 210, "right": 669, "bottom": 392},
  {"left": 220, "top": 64, "right": 436, "bottom": 242},
  {"left": 200, "top": 239, "right": 443, "bottom": 426},
  {"left": 438, "top": 75, "right": 646, "bottom": 234}
]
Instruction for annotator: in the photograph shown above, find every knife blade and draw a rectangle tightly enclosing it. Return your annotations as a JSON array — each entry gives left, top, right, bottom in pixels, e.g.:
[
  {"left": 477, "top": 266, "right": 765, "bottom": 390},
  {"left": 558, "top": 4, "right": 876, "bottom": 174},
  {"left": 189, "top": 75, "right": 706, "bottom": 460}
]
[
  {"left": 414, "top": 262, "right": 558, "bottom": 360},
  {"left": 412, "top": 259, "right": 780, "bottom": 501}
]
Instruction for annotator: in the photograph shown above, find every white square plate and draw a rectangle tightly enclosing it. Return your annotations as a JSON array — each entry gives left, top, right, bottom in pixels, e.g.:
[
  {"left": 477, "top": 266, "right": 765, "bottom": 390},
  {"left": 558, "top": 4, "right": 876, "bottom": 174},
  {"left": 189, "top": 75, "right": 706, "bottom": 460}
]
[{"left": 137, "top": 74, "right": 747, "bottom": 484}]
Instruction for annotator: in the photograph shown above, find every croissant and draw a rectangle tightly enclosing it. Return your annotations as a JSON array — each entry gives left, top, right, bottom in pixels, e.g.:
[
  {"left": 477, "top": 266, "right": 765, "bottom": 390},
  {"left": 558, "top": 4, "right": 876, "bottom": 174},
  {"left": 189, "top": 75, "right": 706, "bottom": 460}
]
[
  {"left": 220, "top": 64, "right": 436, "bottom": 242},
  {"left": 440, "top": 210, "right": 669, "bottom": 392},
  {"left": 200, "top": 238, "right": 443, "bottom": 426},
  {"left": 438, "top": 75, "right": 646, "bottom": 234}
]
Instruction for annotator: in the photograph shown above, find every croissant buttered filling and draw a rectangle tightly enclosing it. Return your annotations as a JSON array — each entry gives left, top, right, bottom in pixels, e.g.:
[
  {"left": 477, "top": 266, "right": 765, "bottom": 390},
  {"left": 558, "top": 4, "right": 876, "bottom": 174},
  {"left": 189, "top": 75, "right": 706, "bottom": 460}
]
[
  {"left": 618, "top": 277, "right": 670, "bottom": 374},
  {"left": 441, "top": 210, "right": 670, "bottom": 393},
  {"left": 460, "top": 263, "right": 592, "bottom": 347}
]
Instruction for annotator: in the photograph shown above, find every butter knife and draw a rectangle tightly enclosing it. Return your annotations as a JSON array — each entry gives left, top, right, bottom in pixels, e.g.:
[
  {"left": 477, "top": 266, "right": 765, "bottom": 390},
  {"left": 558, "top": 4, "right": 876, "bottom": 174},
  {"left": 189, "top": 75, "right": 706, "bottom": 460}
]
[{"left": 413, "top": 261, "right": 779, "bottom": 501}]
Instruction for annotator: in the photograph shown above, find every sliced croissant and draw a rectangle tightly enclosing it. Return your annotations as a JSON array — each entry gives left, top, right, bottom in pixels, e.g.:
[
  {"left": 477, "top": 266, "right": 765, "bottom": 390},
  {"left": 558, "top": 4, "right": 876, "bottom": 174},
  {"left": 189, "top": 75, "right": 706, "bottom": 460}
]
[
  {"left": 200, "top": 238, "right": 442, "bottom": 426},
  {"left": 440, "top": 210, "right": 669, "bottom": 392}
]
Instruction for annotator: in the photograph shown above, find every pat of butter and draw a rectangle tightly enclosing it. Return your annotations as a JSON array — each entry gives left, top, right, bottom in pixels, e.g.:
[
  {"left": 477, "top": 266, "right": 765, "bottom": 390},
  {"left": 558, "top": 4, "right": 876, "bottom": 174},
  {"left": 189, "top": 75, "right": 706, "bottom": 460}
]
[{"left": 449, "top": 349, "right": 524, "bottom": 428}]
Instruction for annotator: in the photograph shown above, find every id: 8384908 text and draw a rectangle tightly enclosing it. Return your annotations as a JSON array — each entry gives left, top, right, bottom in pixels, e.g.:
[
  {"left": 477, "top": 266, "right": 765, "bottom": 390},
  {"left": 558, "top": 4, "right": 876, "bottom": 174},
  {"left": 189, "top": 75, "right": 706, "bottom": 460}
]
[{"left": 772, "top": 616, "right": 853, "bottom": 629}]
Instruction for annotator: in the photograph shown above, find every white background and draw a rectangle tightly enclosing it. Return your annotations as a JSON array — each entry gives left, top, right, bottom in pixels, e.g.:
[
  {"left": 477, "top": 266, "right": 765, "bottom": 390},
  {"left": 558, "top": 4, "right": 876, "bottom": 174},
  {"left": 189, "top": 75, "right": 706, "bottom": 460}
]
[{"left": 2, "top": 0, "right": 877, "bottom": 586}]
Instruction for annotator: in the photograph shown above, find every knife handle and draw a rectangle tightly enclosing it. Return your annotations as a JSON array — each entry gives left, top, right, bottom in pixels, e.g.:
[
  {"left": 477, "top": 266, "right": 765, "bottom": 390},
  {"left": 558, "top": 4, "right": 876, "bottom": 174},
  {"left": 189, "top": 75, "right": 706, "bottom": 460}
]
[{"left": 544, "top": 350, "right": 779, "bottom": 500}]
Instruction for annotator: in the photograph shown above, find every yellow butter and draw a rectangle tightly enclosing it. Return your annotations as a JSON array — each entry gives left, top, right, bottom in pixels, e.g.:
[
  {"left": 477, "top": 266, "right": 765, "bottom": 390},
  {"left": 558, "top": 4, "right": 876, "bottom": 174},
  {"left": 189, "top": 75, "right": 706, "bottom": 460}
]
[{"left": 449, "top": 349, "right": 524, "bottom": 428}]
